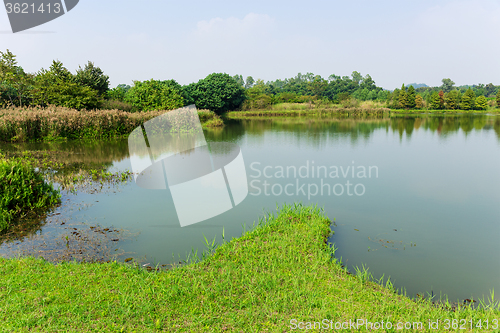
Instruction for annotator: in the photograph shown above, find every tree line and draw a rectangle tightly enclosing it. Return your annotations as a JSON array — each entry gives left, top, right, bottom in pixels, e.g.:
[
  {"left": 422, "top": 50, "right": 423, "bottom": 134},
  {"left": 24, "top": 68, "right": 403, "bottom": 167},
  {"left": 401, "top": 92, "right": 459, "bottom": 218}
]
[
  {"left": 0, "top": 50, "right": 244, "bottom": 114},
  {"left": 1, "top": 49, "right": 499, "bottom": 113}
]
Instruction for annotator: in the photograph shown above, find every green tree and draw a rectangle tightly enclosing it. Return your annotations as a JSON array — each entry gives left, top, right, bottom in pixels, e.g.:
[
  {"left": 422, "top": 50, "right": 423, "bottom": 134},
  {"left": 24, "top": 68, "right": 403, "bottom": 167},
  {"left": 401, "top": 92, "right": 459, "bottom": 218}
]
[
  {"left": 125, "top": 79, "right": 186, "bottom": 112},
  {"left": 232, "top": 74, "right": 244, "bottom": 87},
  {"left": 245, "top": 76, "right": 255, "bottom": 89},
  {"left": 0, "top": 49, "right": 33, "bottom": 107},
  {"left": 188, "top": 73, "right": 245, "bottom": 114},
  {"left": 351, "top": 71, "right": 363, "bottom": 85},
  {"left": 460, "top": 88, "right": 476, "bottom": 110},
  {"left": 429, "top": 91, "right": 441, "bottom": 109},
  {"left": 415, "top": 94, "right": 423, "bottom": 109},
  {"left": 107, "top": 84, "right": 130, "bottom": 101},
  {"left": 398, "top": 84, "right": 408, "bottom": 108},
  {"left": 475, "top": 95, "right": 487, "bottom": 110},
  {"left": 74, "top": 61, "right": 109, "bottom": 96},
  {"left": 32, "top": 60, "right": 99, "bottom": 110},
  {"left": 390, "top": 88, "right": 400, "bottom": 109},
  {"left": 496, "top": 89, "right": 500, "bottom": 108},
  {"left": 307, "top": 76, "right": 328, "bottom": 97},
  {"left": 407, "top": 85, "right": 416, "bottom": 108},
  {"left": 440, "top": 78, "right": 455, "bottom": 93},
  {"left": 444, "top": 90, "right": 459, "bottom": 109}
]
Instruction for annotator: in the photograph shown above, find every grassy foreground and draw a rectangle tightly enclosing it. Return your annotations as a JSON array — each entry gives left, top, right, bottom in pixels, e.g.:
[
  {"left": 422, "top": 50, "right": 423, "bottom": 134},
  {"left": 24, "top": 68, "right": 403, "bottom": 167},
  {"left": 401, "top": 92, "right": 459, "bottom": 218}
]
[{"left": 1, "top": 204, "right": 498, "bottom": 332}]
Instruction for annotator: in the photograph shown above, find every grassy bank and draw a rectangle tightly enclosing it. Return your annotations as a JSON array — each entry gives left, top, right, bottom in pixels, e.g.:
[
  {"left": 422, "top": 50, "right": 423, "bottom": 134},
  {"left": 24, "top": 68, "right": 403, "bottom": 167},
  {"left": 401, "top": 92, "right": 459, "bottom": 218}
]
[
  {"left": 0, "top": 106, "right": 223, "bottom": 143},
  {"left": 0, "top": 204, "right": 498, "bottom": 332}
]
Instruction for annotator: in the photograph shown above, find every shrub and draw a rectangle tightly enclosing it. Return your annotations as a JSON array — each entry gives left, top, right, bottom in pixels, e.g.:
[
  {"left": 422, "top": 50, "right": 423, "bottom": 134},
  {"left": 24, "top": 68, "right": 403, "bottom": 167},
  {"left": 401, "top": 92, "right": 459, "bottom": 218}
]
[
  {"left": 0, "top": 155, "right": 60, "bottom": 232},
  {"left": 125, "top": 79, "right": 185, "bottom": 112}
]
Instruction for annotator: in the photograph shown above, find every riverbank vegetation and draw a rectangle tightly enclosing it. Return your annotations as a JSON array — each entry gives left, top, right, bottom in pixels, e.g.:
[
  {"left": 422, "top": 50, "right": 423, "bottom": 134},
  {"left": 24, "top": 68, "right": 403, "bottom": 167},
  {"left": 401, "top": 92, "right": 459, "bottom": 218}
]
[
  {"left": 1, "top": 204, "right": 498, "bottom": 331},
  {"left": 0, "top": 152, "right": 60, "bottom": 233}
]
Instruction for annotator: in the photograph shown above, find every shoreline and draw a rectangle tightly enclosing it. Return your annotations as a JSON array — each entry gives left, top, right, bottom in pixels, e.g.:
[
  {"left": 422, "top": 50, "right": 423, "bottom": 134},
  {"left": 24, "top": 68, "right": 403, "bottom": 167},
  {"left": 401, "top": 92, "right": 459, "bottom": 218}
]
[{"left": 0, "top": 204, "right": 498, "bottom": 331}]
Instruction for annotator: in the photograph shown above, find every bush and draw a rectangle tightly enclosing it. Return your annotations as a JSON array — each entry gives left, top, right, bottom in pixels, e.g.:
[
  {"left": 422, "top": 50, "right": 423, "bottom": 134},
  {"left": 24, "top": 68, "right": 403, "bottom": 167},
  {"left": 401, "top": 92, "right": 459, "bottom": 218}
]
[
  {"left": 0, "top": 155, "right": 60, "bottom": 232},
  {"left": 124, "top": 79, "right": 186, "bottom": 112},
  {"left": 187, "top": 73, "right": 245, "bottom": 114}
]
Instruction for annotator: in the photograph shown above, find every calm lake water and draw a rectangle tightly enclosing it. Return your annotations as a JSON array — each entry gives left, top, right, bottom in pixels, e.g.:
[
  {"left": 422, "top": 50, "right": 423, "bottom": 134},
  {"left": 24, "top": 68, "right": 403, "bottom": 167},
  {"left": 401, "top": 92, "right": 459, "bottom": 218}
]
[{"left": 1, "top": 113, "right": 499, "bottom": 304}]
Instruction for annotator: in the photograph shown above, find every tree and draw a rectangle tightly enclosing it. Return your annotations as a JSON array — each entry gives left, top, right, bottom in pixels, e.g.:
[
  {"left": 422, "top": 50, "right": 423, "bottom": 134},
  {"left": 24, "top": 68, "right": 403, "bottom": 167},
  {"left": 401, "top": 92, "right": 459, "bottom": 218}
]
[
  {"left": 188, "top": 73, "right": 245, "bottom": 114},
  {"left": 444, "top": 90, "right": 459, "bottom": 109},
  {"left": 475, "top": 95, "right": 487, "bottom": 110},
  {"left": 429, "top": 91, "right": 441, "bottom": 109},
  {"left": 125, "top": 79, "right": 185, "bottom": 111},
  {"left": 407, "top": 85, "right": 416, "bottom": 108},
  {"left": 245, "top": 76, "right": 255, "bottom": 89},
  {"left": 351, "top": 71, "right": 362, "bottom": 86},
  {"left": 460, "top": 88, "right": 475, "bottom": 110},
  {"left": 0, "top": 49, "right": 33, "bottom": 107},
  {"left": 440, "top": 78, "right": 455, "bottom": 93},
  {"left": 232, "top": 74, "right": 244, "bottom": 87},
  {"left": 398, "top": 84, "right": 408, "bottom": 108},
  {"left": 32, "top": 60, "right": 99, "bottom": 110},
  {"left": 107, "top": 84, "right": 130, "bottom": 101},
  {"left": 74, "top": 61, "right": 109, "bottom": 96},
  {"left": 415, "top": 94, "right": 423, "bottom": 109},
  {"left": 496, "top": 89, "right": 500, "bottom": 108},
  {"left": 438, "top": 90, "right": 445, "bottom": 109},
  {"left": 390, "top": 88, "right": 400, "bottom": 109},
  {"left": 307, "top": 76, "right": 328, "bottom": 97}
]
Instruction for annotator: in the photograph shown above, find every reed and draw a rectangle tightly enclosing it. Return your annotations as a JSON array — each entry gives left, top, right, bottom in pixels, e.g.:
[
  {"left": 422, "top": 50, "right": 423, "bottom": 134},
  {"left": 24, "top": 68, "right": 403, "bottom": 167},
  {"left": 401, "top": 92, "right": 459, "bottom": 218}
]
[{"left": 0, "top": 106, "right": 223, "bottom": 142}]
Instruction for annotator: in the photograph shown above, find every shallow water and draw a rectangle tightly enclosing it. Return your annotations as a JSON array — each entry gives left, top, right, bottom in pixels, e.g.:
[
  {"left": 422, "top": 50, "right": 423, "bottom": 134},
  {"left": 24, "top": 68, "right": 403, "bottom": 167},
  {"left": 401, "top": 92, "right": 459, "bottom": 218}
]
[{"left": 1, "top": 113, "right": 499, "bottom": 303}]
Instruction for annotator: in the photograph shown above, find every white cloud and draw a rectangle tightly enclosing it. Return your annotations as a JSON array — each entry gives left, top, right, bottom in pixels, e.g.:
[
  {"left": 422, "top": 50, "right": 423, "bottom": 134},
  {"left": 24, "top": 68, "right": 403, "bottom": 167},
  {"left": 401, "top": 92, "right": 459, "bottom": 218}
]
[{"left": 193, "top": 13, "right": 274, "bottom": 42}]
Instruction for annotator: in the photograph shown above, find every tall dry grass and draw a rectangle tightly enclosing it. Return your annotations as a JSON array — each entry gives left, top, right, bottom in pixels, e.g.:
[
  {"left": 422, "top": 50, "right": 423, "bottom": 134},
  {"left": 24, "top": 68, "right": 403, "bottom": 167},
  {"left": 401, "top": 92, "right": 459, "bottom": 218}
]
[{"left": 0, "top": 106, "right": 221, "bottom": 142}]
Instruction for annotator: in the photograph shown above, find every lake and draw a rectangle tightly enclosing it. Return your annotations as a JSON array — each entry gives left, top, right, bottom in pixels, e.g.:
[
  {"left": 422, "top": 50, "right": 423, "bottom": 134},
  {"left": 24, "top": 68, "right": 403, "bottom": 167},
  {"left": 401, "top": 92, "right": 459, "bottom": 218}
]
[{"left": 1, "top": 113, "right": 499, "bottom": 304}]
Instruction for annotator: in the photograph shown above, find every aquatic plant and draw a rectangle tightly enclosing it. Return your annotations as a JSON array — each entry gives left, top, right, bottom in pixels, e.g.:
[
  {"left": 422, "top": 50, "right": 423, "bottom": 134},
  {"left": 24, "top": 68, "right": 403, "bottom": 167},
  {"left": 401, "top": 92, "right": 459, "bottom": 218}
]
[{"left": 0, "top": 155, "right": 60, "bottom": 232}]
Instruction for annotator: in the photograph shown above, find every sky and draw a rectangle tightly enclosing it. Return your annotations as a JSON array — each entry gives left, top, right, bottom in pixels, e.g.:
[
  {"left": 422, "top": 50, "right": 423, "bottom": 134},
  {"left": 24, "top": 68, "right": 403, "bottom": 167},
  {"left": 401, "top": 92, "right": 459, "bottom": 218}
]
[{"left": 1, "top": 0, "right": 499, "bottom": 89}]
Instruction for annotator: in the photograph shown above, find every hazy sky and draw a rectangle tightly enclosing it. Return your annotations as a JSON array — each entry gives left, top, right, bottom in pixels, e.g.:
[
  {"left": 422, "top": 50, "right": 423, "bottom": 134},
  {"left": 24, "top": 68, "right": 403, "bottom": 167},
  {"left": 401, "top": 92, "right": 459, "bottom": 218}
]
[{"left": 1, "top": 0, "right": 499, "bottom": 89}]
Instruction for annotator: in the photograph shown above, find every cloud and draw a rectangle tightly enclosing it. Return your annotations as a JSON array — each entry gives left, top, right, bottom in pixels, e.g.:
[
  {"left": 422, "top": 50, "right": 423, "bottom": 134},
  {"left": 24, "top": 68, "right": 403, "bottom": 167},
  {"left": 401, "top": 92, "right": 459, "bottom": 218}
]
[{"left": 193, "top": 13, "right": 275, "bottom": 42}]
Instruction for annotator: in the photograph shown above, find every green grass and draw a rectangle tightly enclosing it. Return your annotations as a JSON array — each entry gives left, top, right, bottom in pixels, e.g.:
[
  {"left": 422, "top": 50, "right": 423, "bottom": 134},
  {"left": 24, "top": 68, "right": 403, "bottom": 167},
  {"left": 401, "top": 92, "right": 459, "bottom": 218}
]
[{"left": 1, "top": 203, "right": 498, "bottom": 332}]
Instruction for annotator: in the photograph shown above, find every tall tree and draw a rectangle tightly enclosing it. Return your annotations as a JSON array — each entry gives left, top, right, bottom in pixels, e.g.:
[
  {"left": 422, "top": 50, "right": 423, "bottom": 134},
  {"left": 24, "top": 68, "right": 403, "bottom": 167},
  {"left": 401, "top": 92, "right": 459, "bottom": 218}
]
[
  {"left": 429, "top": 91, "right": 441, "bottom": 109},
  {"left": 351, "top": 71, "right": 362, "bottom": 85},
  {"left": 398, "top": 84, "right": 408, "bottom": 108},
  {"left": 438, "top": 90, "right": 445, "bottom": 109},
  {"left": 232, "top": 74, "right": 244, "bottom": 87},
  {"left": 245, "top": 76, "right": 255, "bottom": 89},
  {"left": 460, "top": 88, "right": 476, "bottom": 110},
  {"left": 444, "top": 90, "right": 459, "bottom": 109},
  {"left": 440, "top": 78, "right": 455, "bottom": 93},
  {"left": 0, "top": 49, "right": 33, "bottom": 107},
  {"left": 407, "top": 85, "right": 416, "bottom": 108},
  {"left": 415, "top": 94, "right": 423, "bottom": 108}
]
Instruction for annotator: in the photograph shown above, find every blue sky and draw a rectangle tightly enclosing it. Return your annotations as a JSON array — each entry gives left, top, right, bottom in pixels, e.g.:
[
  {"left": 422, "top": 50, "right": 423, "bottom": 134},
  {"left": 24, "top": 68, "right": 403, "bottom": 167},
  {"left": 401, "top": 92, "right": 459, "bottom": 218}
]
[{"left": 1, "top": 0, "right": 499, "bottom": 89}]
